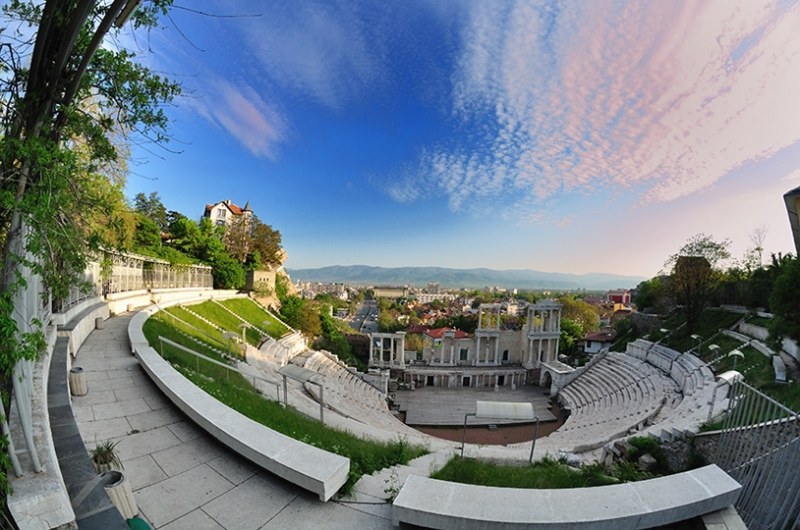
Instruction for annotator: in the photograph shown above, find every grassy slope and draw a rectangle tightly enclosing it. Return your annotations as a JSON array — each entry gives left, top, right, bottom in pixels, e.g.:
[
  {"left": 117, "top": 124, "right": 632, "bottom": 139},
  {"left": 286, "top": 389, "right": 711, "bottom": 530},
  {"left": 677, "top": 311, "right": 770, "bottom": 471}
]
[
  {"left": 188, "top": 301, "right": 263, "bottom": 345},
  {"left": 219, "top": 298, "right": 290, "bottom": 339},
  {"left": 142, "top": 312, "right": 427, "bottom": 494}
]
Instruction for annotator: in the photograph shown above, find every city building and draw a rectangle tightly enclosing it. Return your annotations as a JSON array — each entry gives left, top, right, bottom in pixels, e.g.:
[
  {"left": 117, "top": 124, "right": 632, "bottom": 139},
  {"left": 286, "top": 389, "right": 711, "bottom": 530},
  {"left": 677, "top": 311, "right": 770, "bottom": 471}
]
[
  {"left": 582, "top": 330, "right": 617, "bottom": 355},
  {"left": 373, "top": 285, "right": 408, "bottom": 298},
  {"left": 608, "top": 289, "right": 632, "bottom": 305}
]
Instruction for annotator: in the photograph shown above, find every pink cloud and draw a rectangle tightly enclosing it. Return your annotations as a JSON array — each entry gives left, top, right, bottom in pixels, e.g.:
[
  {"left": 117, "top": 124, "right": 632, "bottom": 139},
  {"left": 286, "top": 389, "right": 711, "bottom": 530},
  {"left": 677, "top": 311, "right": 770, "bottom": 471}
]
[
  {"left": 423, "top": 0, "right": 800, "bottom": 219},
  {"left": 205, "top": 80, "right": 287, "bottom": 159}
]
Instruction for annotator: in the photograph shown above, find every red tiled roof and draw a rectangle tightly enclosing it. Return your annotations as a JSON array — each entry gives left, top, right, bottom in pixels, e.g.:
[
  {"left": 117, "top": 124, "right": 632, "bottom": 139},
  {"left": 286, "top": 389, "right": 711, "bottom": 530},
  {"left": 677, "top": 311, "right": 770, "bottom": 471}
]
[
  {"left": 425, "top": 327, "right": 470, "bottom": 339},
  {"left": 204, "top": 200, "right": 248, "bottom": 217},
  {"left": 583, "top": 330, "right": 617, "bottom": 342}
]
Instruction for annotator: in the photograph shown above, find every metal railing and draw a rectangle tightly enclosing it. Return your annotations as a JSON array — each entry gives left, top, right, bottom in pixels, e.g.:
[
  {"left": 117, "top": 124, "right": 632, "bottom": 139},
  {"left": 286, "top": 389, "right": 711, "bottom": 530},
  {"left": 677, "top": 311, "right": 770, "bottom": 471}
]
[
  {"left": 157, "top": 336, "right": 282, "bottom": 404},
  {"left": 713, "top": 380, "right": 800, "bottom": 530},
  {"left": 7, "top": 246, "right": 215, "bottom": 481}
]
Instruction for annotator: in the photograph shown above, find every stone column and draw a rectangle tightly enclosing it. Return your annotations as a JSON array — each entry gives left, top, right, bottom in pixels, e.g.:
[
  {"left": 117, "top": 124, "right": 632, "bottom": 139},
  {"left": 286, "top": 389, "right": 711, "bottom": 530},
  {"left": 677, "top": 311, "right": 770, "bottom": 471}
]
[
  {"left": 369, "top": 337, "right": 375, "bottom": 365},
  {"left": 398, "top": 333, "right": 406, "bottom": 367},
  {"left": 493, "top": 338, "right": 499, "bottom": 364},
  {"left": 476, "top": 336, "right": 481, "bottom": 365}
]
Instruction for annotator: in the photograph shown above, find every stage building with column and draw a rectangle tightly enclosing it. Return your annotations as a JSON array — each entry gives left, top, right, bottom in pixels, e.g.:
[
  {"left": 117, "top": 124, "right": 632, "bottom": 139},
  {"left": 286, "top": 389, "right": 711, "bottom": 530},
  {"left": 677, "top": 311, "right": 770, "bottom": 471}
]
[{"left": 369, "top": 299, "right": 563, "bottom": 389}]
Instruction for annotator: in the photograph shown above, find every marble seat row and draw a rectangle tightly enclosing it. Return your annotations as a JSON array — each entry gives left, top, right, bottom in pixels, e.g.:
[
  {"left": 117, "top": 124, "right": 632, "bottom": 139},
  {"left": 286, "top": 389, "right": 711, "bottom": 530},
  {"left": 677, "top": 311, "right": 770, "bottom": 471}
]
[
  {"left": 552, "top": 352, "right": 674, "bottom": 451},
  {"left": 621, "top": 340, "right": 720, "bottom": 443}
]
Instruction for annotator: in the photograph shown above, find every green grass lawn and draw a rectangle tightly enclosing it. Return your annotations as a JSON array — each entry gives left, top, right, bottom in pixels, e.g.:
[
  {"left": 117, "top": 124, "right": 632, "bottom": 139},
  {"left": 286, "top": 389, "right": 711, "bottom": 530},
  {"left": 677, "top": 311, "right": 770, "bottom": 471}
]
[
  {"left": 162, "top": 306, "right": 228, "bottom": 347},
  {"left": 218, "top": 298, "right": 290, "bottom": 339},
  {"left": 660, "top": 309, "right": 744, "bottom": 353},
  {"left": 142, "top": 311, "right": 427, "bottom": 494},
  {"left": 746, "top": 315, "right": 773, "bottom": 328},
  {"left": 187, "top": 301, "right": 264, "bottom": 345},
  {"left": 431, "top": 456, "right": 655, "bottom": 489},
  {"left": 146, "top": 311, "right": 232, "bottom": 359}
]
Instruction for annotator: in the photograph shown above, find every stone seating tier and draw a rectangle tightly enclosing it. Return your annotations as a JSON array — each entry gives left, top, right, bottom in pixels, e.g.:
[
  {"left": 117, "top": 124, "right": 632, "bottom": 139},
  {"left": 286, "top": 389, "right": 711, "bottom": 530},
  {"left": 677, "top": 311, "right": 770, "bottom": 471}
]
[
  {"left": 130, "top": 303, "right": 350, "bottom": 502},
  {"left": 393, "top": 465, "right": 741, "bottom": 529}
]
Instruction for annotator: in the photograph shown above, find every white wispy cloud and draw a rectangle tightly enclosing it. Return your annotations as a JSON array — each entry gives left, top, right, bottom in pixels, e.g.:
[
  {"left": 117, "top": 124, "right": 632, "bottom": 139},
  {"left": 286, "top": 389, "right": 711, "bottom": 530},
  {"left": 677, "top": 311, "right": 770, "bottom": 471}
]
[
  {"left": 406, "top": 0, "right": 800, "bottom": 219},
  {"left": 237, "top": 1, "right": 385, "bottom": 109}
]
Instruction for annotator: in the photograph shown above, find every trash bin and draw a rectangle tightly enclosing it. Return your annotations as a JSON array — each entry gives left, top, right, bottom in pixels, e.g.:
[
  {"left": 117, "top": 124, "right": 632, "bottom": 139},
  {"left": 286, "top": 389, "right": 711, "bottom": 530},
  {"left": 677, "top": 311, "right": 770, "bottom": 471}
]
[
  {"left": 95, "top": 316, "right": 104, "bottom": 329},
  {"left": 69, "top": 366, "right": 88, "bottom": 396},
  {"left": 102, "top": 470, "right": 138, "bottom": 519}
]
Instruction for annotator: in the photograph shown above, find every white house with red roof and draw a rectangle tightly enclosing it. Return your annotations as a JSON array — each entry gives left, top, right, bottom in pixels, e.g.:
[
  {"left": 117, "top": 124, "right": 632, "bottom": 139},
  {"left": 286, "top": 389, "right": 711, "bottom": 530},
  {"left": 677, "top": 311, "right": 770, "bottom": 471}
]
[
  {"left": 203, "top": 199, "right": 252, "bottom": 227},
  {"left": 582, "top": 330, "right": 617, "bottom": 355}
]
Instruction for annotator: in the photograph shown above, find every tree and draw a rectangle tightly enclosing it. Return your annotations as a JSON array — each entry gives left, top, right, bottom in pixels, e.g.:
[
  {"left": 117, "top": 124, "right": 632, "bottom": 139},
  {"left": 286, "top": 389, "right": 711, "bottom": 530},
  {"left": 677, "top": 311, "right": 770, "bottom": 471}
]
[
  {"left": 134, "top": 191, "right": 169, "bottom": 232},
  {"left": 0, "top": 0, "right": 178, "bottom": 500},
  {"left": 250, "top": 216, "right": 282, "bottom": 266},
  {"left": 559, "top": 297, "right": 600, "bottom": 334},
  {"left": 222, "top": 213, "right": 250, "bottom": 263},
  {"left": 559, "top": 318, "right": 583, "bottom": 357},
  {"left": 280, "top": 296, "right": 321, "bottom": 336},
  {"left": 666, "top": 234, "right": 730, "bottom": 334},
  {"left": 634, "top": 277, "right": 668, "bottom": 312},
  {"left": 133, "top": 215, "right": 162, "bottom": 252},
  {"left": 767, "top": 256, "right": 800, "bottom": 345}
]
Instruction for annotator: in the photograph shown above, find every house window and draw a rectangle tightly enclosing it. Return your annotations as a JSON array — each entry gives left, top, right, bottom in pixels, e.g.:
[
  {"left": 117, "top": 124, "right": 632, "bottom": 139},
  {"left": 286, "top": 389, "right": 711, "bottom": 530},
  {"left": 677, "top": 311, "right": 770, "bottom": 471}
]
[
  {"left": 217, "top": 209, "right": 226, "bottom": 218},
  {"left": 460, "top": 348, "right": 468, "bottom": 361},
  {"left": 502, "top": 349, "right": 509, "bottom": 361}
]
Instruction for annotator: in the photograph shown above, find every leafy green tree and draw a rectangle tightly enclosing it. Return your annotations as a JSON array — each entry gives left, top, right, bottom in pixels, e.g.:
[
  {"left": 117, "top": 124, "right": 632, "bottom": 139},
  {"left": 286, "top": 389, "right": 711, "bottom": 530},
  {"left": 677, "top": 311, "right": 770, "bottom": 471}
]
[
  {"left": 250, "top": 216, "right": 282, "bottom": 266},
  {"left": 317, "top": 311, "right": 357, "bottom": 366},
  {"left": 559, "top": 297, "right": 600, "bottom": 334},
  {"left": 133, "top": 215, "right": 162, "bottom": 252},
  {"left": 280, "top": 296, "right": 321, "bottom": 336},
  {"left": 666, "top": 234, "right": 730, "bottom": 333},
  {"left": 634, "top": 277, "right": 669, "bottom": 312},
  {"left": 0, "top": 0, "right": 178, "bottom": 500},
  {"left": 208, "top": 251, "right": 245, "bottom": 289},
  {"left": 767, "top": 256, "right": 800, "bottom": 345},
  {"left": 134, "top": 191, "right": 169, "bottom": 232},
  {"left": 559, "top": 318, "right": 583, "bottom": 357},
  {"left": 169, "top": 216, "right": 204, "bottom": 257}
]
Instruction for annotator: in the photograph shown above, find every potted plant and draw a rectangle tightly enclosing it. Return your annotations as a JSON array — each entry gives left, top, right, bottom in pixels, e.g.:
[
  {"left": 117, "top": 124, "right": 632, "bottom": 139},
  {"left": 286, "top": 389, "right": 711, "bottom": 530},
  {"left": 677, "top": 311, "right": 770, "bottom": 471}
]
[{"left": 90, "top": 440, "right": 123, "bottom": 473}]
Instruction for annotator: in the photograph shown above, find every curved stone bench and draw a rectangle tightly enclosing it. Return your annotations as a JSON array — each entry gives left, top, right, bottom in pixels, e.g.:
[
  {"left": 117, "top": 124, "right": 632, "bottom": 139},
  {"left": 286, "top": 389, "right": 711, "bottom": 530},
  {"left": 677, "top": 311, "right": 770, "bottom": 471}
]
[
  {"left": 392, "top": 465, "right": 740, "bottom": 529},
  {"left": 128, "top": 303, "right": 349, "bottom": 501}
]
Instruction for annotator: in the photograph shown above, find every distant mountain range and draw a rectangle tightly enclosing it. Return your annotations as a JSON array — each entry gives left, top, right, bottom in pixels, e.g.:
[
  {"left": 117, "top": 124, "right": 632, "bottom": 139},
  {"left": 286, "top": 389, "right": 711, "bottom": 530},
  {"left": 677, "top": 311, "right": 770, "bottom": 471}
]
[{"left": 286, "top": 265, "right": 645, "bottom": 291}]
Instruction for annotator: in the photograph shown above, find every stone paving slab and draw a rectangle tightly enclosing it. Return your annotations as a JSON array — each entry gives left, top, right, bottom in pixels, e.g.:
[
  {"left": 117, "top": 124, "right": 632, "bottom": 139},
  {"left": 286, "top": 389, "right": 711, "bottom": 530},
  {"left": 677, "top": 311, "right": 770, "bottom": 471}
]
[
  {"left": 263, "top": 495, "right": 393, "bottom": 529},
  {"left": 127, "top": 407, "right": 185, "bottom": 432},
  {"left": 123, "top": 454, "right": 168, "bottom": 490},
  {"left": 77, "top": 416, "right": 133, "bottom": 442},
  {"left": 206, "top": 453, "right": 257, "bottom": 486},
  {"left": 202, "top": 474, "right": 299, "bottom": 529},
  {"left": 72, "top": 313, "right": 397, "bottom": 529},
  {"left": 135, "top": 464, "right": 234, "bottom": 527},
  {"left": 160, "top": 509, "right": 225, "bottom": 530},
  {"left": 152, "top": 436, "right": 224, "bottom": 477}
]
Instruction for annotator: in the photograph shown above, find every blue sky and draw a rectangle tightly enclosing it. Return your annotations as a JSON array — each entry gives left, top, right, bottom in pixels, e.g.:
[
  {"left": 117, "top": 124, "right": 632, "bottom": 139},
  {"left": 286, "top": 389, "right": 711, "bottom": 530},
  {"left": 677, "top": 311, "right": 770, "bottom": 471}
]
[{"left": 121, "top": 0, "right": 800, "bottom": 278}]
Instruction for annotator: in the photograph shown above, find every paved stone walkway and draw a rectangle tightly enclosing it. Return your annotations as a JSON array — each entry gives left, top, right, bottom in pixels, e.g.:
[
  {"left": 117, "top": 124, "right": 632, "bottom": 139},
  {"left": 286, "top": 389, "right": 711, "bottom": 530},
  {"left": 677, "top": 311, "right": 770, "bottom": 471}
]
[{"left": 72, "top": 315, "right": 394, "bottom": 529}]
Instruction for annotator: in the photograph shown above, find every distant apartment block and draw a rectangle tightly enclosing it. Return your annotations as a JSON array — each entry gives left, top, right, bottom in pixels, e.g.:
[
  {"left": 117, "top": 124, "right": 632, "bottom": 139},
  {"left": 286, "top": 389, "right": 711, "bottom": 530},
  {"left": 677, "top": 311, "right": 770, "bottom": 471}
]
[
  {"left": 608, "top": 289, "right": 631, "bottom": 306},
  {"left": 297, "top": 281, "right": 349, "bottom": 301},
  {"left": 414, "top": 292, "right": 456, "bottom": 304},
  {"left": 373, "top": 285, "right": 408, "bottom": 298}
]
